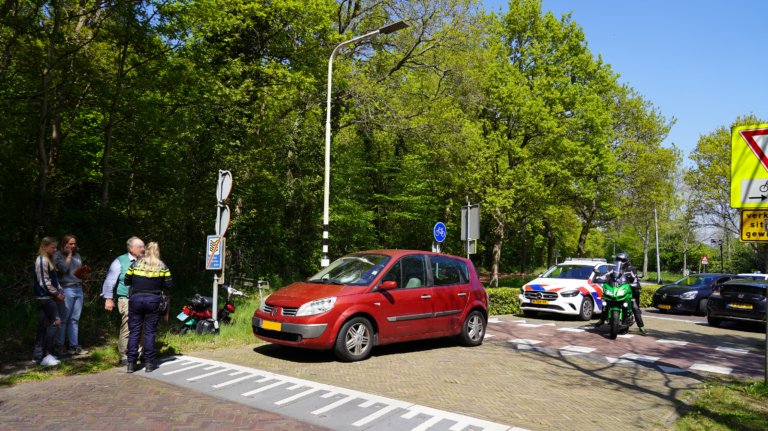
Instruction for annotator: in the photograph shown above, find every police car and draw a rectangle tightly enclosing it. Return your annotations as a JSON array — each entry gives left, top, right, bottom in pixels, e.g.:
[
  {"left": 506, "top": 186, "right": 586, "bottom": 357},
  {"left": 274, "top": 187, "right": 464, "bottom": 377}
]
[{"left": 519, "top": 258, "right": 610, "bottom": 321}]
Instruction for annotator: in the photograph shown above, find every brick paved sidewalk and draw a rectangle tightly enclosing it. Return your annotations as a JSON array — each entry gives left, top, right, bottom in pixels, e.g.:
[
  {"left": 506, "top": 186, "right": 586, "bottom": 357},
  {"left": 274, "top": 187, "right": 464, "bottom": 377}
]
[
  {"left": 0, "top": 368, "right": 330, "bottom": 431},
  {"left": 190, "top": 339, "right": 701, "bottom": 431}
]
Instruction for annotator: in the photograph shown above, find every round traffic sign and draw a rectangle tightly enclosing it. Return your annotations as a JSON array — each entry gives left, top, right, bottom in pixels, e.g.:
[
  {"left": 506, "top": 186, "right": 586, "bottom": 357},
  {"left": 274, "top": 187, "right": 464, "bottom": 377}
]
[
  {"left": 215, "top": 205, "right": 230, "bottom": 237},
  {"left": 217, "top": 170, "right": 233, "bottom": 203},
  {"left": 433, "top": 222, "right": 447, "bottom": 243}
]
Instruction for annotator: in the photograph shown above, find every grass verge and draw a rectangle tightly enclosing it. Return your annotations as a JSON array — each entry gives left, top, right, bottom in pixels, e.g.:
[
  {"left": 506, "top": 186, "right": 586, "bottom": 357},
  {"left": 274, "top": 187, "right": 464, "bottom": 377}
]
[
  {"left": 0, "top": 345, "right": 120, "bottom": 386},
  {"left": 675, "top": 377, "right": 768, "bottom": 431}
]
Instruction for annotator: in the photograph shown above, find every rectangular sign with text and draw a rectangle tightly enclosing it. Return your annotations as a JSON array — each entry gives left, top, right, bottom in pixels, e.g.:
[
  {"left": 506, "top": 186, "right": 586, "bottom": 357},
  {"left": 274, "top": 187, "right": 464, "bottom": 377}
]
[{"left": 740, "top": 209, "right": 768, "bottom": 243}]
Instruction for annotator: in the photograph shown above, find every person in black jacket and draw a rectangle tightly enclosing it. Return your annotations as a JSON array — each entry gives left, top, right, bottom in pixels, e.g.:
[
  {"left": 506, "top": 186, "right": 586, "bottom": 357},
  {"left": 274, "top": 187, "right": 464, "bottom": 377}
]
[
  {"left": 124, "top": 242, "right": 171, "bottom": 373},
  {"left": 593, "top": 252, "right": 647, "bottom": 335}
]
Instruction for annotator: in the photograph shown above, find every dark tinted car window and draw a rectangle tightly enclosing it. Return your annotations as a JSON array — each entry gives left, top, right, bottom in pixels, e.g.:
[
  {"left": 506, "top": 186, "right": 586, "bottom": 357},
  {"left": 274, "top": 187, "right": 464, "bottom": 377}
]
[
  {"left": 721, "top": 285, "right": 767, "bottom": 296},
  {"left": 430, "top": 255, "right": 461, "bottom": 286},
  {"left": 402, "top": 255, "right": 427, "bottom": 289},
  {"left": 456, "top": 260, "right": 470, "bottom": 282},
  {"left": 380, "top": 260, "right": 401, "bottom": 288},
  {"left": 672, "top": 275, "right": 715, "bottom": 286}
]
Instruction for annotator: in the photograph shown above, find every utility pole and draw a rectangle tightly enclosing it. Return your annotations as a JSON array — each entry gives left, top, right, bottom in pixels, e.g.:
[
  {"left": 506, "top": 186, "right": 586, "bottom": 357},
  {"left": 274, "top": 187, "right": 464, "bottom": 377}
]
[{"left": 655, "top": 207, "right": 661, "bottom": 284}]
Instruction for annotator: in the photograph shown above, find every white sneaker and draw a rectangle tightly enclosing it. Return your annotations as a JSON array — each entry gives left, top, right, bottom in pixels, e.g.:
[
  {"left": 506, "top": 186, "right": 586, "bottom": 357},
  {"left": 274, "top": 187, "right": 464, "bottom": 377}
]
[{"left": 40, "top": 355, "right": 60, "bottom": 366}]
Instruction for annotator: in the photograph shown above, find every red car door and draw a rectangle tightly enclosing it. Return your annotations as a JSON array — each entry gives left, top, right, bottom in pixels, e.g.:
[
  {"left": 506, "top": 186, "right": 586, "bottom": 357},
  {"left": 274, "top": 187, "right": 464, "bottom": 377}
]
[
  {"left": 428, "top": 255, "right": 468, "bottom": 332},
  {"left": 373, "top": 255, "right": 433, "bottom": 339}
]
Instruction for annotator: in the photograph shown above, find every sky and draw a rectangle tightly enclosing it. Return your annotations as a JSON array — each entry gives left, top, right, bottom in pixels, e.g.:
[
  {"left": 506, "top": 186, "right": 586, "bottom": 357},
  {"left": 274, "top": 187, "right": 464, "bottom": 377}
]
[{"left": 481, "top": 0, "right": 768, "bottom": 161}]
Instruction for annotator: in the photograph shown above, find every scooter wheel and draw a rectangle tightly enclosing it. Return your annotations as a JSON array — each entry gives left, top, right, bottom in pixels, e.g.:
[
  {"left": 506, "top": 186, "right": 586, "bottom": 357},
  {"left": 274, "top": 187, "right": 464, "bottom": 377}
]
[{"left": 179, "top": 326, "right": 193, "bottom": 336}]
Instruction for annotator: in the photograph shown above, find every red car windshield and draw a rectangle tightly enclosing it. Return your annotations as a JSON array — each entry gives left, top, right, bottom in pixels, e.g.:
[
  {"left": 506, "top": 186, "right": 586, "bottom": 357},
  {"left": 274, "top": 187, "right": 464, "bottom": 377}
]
[{"left": 307, "top": 253, "right": 392, "bottom": 286}]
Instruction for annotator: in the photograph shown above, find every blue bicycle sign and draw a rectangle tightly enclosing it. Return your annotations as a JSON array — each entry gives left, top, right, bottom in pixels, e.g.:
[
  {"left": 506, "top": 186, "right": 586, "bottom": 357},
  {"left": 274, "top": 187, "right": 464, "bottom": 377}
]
[{"left": 433, "top": 222, "right": 447, "bottom": 243}]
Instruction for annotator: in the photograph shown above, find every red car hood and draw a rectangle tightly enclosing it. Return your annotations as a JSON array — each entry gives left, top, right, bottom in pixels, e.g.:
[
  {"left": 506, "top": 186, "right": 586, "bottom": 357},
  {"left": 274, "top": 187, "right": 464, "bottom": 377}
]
[{"left": 269, "top": 282, "right": 366, "bottom": 301}]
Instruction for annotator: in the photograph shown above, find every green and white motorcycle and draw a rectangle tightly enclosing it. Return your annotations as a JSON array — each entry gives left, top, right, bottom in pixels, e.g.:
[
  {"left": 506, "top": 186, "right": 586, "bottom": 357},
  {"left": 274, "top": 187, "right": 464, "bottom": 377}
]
[{"left": 598, "top": 271, "right": 636, "bottom": 340}]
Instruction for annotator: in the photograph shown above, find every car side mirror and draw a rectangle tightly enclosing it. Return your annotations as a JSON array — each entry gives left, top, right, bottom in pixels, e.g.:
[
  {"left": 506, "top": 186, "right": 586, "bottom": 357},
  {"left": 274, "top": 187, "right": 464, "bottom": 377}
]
[{"left": 380, "top": 281, "right": 398, "bottom": 290}]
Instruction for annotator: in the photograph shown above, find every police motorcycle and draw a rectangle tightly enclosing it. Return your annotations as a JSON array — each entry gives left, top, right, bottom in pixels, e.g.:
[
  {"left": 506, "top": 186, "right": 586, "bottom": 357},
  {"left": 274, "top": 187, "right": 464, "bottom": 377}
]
[
  {"left": 594, "top": 262, "right": 637, "bottom": 340},
  {"left": 177, "top": 284, "right": 249, "bottom": 335}
]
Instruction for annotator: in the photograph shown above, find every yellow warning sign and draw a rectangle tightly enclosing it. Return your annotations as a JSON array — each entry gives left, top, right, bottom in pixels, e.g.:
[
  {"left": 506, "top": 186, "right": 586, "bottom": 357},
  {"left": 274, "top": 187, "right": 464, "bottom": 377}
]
[
  {"left": 731, "top": 124, "right": 768, "bottom": 209},
  {"left": 740, "top": 209, "right": 768, "bottom": 243}
]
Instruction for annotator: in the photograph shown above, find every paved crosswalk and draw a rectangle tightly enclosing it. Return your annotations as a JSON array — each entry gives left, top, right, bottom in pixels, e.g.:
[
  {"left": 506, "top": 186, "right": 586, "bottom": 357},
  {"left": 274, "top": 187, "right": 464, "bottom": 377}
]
[{"left": 139, "top": 355, "right": 530, "bottom": 431}]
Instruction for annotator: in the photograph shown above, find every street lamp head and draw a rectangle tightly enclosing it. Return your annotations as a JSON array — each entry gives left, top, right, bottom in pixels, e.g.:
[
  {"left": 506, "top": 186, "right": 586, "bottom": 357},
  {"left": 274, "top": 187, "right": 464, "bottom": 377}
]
[{"left": 379, "top": 21, "right": 408, "bottom": 34}]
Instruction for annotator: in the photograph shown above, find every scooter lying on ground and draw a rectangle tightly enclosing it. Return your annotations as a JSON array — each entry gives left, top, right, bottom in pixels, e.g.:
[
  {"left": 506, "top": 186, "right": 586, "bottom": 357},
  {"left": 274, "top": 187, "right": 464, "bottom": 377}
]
[
  {"left": 177, "top": 285, "right": 249, "bottom": 335},
  {"left": 598, "top": 270, "right": 635, "bottom": 339}
]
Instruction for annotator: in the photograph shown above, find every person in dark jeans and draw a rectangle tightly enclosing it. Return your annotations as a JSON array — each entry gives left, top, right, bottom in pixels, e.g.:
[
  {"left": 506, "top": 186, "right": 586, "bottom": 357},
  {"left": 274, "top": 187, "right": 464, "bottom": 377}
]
[
  {"left": 33, "top": 237, "right": 66, "bottom": 366},
  {"left": 123, "top": 242, "right": 171, "bottom": 373},
  {"left": 593, "top": 252, "right": 647, "bottom": 335}
]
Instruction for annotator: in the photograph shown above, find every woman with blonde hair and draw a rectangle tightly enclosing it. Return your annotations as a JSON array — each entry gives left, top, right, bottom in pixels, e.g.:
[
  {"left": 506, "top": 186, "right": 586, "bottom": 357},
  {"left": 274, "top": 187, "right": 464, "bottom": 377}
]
[
  {"left": 123, "top": 242, "right": 172, "bottom": 373},
  {"left": 33, "top": 237, "right": 65, "bottom": 366}
]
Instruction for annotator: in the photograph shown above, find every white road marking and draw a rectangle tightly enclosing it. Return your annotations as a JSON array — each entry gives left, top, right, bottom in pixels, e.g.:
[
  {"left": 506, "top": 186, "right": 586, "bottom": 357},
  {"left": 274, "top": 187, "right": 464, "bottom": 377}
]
[
  {"left": 241, "top": 381, "right": 286, "bottom": 396},
  {"left": 605, "top": 357, "right": 651, "bottom": 369},
  {"left": 620, "top": 353, "right": 659, "bottom": 363},
  {"left": 312, "top": 395, "right": 356, "bottom": 415},
  {"left": 254, "top": 376, "right": 272, "bottom": 383},
  {"left": 228, "top": 370, "right": 246, "bottom": 376},
  {"left": 410, "top": 416, "right": 442, "bottom": 431},
  {"left": 560, "top": 345, "right": 596, "bottom": 354},
  {"left": 203, "top": 365, "right": 219, "bottom": 370},
  {"left": 275, "top": 388, "right": 320, "bottom": 405},
  {"left": 212, "top": 374, "right": 259, "bottom": 388},
  {"left": 690, "top": 363, "right": 733, "bottom": 375},
  {"left": 509, "top": 339, "right": 542, "bottom": 345},
  {"left": 153, "top": 356, "right": 522, "bottom": 431},
  {"left": 716, "top": 346, "right": 749, "bottom": 354},
  {"left": 602, "top": 333, "right": 634, "bottom": 338},
  {"left": 643, "top": 314, "right": 703, "bottom": 324},
  {"left": 352, "top": 405, "right": 399, "bottom": 427},
  {"left": 517, "top": 344, "right": 535, "bottom": 350},
  {"left": 286, "top": 383, "right": 304, "bottom": 390},
  {"left": 187, "top": 368, "right": 230, "bottom": 381},
  {"left": 517, "top": 323, "right": 556, "bottom": 328},
  {"left": 657, "top": 339, "right": 689, "bottom": 345},
  {"left": 537, "top": 333, "right": 554, "bottom": 337},
  {"left": 705, "top": 355, "right": 727, "bottom": 360},
  {"left": 557, "top": 327, "right": 585, "bottom": 333},
  {"left": 658, "top": 366, "right": 689, "bottom": 374},
  {"left": 162, "top": 363, "right": 206, "bottom": 375},
  {"left": 487, "top": 318, "right": 505, "bottom": 323},
  {"left": 484, "top": 334, "right": 496, "bottom": 338}
]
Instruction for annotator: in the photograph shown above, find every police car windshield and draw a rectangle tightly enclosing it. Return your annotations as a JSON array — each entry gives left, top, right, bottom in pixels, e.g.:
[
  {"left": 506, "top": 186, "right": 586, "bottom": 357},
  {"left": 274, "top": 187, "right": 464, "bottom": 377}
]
[{"left": 541, "top": 264, "right": 593, "bottom": 280}]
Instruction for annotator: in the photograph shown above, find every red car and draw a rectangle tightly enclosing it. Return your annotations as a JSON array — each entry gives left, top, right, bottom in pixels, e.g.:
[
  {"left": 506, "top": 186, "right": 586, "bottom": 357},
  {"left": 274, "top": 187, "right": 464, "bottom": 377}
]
[{"left": 252, "top": 250, "right": 489, "bottom": 361}]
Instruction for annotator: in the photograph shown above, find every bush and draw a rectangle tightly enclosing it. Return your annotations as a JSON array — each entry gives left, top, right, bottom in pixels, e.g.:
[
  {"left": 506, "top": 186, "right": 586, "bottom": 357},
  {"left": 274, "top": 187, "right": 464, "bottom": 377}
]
[
  {"left": 488, "top": 288, "right": 520, "bottom": 315},
  {"left": 483, "top": 276, "right": 538, "bottom": 289},
  {"left": 639, "top": 285, "right": 661, "bottom": 308}
]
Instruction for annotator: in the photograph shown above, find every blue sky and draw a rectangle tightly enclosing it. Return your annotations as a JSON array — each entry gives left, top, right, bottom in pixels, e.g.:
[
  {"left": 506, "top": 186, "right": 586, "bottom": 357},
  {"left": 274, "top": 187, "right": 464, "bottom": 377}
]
[{"left": 481, "top": 0, "right": 768, "bottom": 161}]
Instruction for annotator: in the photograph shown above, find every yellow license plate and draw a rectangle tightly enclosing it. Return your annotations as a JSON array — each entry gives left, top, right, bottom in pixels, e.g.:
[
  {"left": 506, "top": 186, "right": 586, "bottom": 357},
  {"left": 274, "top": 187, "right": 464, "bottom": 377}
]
[
  {"left": 532, "top": 299, "right": 548, "bottom": 305},
  {"left": 659, "top": 304, "right": 671, "bottom": 309},
  {"left": 261, "top": 319, "right": 282, "bottom": 331},
  {"left": 729, "top": 303, "right": 753, "bottom": 309}
]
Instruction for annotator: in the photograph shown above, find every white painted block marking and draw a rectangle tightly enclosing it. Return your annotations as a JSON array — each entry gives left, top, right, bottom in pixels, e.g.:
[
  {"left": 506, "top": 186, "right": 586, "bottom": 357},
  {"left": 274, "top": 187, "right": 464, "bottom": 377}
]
[
  {"left": 254, "top": 376, "right": 272, "bottom": 383},
  {"left": 358, "top": 399, "right": 377, "bottom": 408},
  {"left": 659, "top": 365, "right": 689, "bottom": 374},
  {"left": 213, "top": 374, "right": 258, "bottom": 388},
  {"left": 410, "top": 416, "right": 442, "bottom": 431},
  {"left": 657, "top": 339, "right": 689, "bottom": 345},
  {"left": 228, "top": 370, "right": 246, "bottom": 376},
  {"left": 560, "top": 351, "right": 582, "bottom": 356},
  {"left": 558, "top": 327, "right": 585, "bottom": 333},
  {"left": 312, "top": 395, "right": 356, "bottom": 415},
  {"left": 716, "top": 346, "right": 749, "bottom": 354},
  {"left": 352, "top": 405, "right": 399, "bottom": 427},
  {"left": 487, "top": 318, "right": 504, "bottom": 323},
  {"left": 516, "top": 344, "right": 535, "bottom": 350},
  {"left": 275, "top": 388, "right": 320, "bottom": 405},
  {"left": 484, "top": 334, "right": 496, "bottom": 338},
  {"left": 320, "top": 391, "right": 337, "bottom": 399},
  {"left": 187, "top": 368, "right": 230, "bottom": 381},
  {"left": 606, "top": 357, "right": 651, "bottom": 369},
  {"left": 561, "top": 345, "right": 597, "bottom": 353},
  {"left": 518, "top": 323, "right": 556, "bottom": 328},
  {"left": 400, "top": 409, "right": 419, "bottom": 420},
  {"left": 449, "top": 421, "right": 469, "bottom": 431},
  {"left": 203, "top": 365, "right": 219, "bottom": 370},
  {"left": 620, "top": 353, "right": 659, "bottom": 363},
  {"left": 690, "top": 363, "right": 733, "bottom": 375},
  {"left": 509, "top": 339, "right": 542, "bottom": 345},
  {"left": 286, "top": 383, "right": 304, "bottom": 390},
  {"left": 163, "top": 363, "right": 206, "bottom": 375},
  {"left": 241, "top": 381, "right": 286, "bottom": 396}
]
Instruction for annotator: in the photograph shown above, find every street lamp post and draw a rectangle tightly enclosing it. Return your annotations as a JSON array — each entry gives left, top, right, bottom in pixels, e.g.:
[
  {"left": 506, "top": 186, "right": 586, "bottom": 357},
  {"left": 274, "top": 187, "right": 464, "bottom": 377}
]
[
  {"left": 608, "top": 238, "right": 616, "bottom": 260},
  {"left": 321, "top": 21, "right": 408, "bottom": 268},
  {"left": 711, "top": 239, "right": 724, "bottom": 273}
]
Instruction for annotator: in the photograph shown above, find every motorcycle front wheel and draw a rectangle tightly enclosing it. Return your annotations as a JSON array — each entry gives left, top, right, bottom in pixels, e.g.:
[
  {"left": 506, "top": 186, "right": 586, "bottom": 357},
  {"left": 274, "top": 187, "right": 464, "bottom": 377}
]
[{"left": 609, "top": 309, "right": 620, "bottom": 340}]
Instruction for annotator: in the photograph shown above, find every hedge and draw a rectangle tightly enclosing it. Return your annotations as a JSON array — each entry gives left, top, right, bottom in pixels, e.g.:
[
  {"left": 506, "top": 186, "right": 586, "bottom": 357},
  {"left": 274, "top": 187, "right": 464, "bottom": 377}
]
[{"left": 486, "top": 285, "right": 662, "bottom": 317}]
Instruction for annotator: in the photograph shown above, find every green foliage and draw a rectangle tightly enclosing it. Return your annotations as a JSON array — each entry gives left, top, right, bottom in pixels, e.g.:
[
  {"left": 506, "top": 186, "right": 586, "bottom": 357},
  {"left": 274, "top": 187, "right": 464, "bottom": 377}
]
[
  {"left": 675, "top": 377, "right": 768, "bottom": 431},
  {"left": 638, "top": 285, "right": 661, "bottom": 308},
  {"left": 487, "top": 288, "right": 521, "bottom": 316}
]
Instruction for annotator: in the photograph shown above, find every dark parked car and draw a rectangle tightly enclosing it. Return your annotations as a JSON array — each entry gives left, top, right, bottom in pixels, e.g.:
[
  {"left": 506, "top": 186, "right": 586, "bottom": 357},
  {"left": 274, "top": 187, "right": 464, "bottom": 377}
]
[
  {"left": 651, "top": 274, "right": 735, "bottom": 315},
  {"left": 707, "top": 279, "right": 767, "bottom": 327}
]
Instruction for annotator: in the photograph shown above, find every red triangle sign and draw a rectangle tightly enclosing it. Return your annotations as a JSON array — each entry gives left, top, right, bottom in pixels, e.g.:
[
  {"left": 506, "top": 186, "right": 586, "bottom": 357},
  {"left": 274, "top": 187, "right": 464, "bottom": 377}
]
[
  {"left": 701, "top": 255, "right": 709, "bottom": 264},
  {"left": 740, "top": 128, "right": 768, "bottom": 173}
]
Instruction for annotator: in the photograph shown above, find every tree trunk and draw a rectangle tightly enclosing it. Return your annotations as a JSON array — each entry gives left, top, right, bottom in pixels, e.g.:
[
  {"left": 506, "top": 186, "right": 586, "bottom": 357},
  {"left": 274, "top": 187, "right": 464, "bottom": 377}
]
[
  {"left": 100, "top": 40, "right": 128, "bottom": 210},
  {"left": 519, "top": 226, "right": 527, "bottom": 274},
  {"left": 683, "top": 250, "right": 687, "bottom": 274},
  {"left": 576, "top": 222, "right": 590, "bottom": 258},
  {"left": 545, "top": 218, "right": 554, "bottom": 269},
  {"left": 490, "top": 215, "right": 505, "bottom": 289},
  {"left": 34, "top": 3, "right": 62, "bottom": 222}
]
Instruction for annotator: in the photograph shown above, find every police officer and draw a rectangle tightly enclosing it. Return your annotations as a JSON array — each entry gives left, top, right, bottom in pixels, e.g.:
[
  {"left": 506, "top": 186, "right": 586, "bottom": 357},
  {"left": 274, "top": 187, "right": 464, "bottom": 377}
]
[
  {"left": 123, "top": 242, "right": 171, "bottom": 373},
  {"left": 593, "top": 252, "right": 647, "bottom": 335}
]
